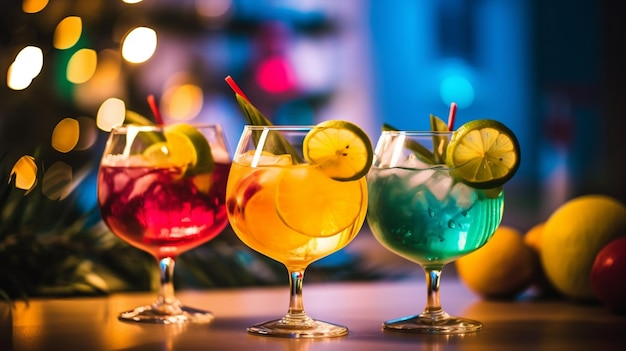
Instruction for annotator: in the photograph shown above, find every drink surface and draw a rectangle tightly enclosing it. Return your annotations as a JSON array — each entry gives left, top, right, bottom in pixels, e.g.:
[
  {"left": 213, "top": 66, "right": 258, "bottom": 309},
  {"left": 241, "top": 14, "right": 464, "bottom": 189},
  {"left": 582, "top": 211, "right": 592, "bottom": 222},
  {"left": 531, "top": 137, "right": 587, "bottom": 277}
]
[
  {"left": 98, "top": 161, "right": 230, "bottom": 259},
  {"left": 367, "top": 166, "right": 503, "bottom": 265},
  {"left": 226, "top": 160, "right": 366, "bottom": 269}
]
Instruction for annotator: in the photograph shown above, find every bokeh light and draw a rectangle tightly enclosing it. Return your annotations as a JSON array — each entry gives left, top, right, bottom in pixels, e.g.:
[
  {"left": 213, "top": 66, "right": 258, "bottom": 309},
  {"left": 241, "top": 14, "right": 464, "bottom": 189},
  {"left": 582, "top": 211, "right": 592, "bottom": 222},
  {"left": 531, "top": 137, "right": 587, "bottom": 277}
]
[
  {"left": 41, "top": 162, "right": 73, "bottom": 201},
  {"left": 7, "top": 46, "right": 44, "bottom": 90},
  {"left": 67, "top": 48, "right": 97, "bottom": 84},
  {"left": 74, "top": 116, "right": 98, "bottom": 151},
  {"left": 439, "top": 74, "right": 475, "bottom": 109},
  {"left": 10, "top": 155, "right": 38, "bottom": 192},
  {"left": 162, "top": 83, "right": 204, "bottom": 121},
  {"left": 22, "top": 0, "right": 48, "bottom": 13},
  {"left": 255, "top": 56, "right": 297, "bottom": 94},
  {"left": 195, "top": 0, "right": 232, "bottom": 18},
  {"left": 51, "top": 118, "right": 80, "bottom": 153},
  {"left": 97, "top": 98, "right": 126, "bottom": 131},
  {"left": 54, "top": 16, "right": 83, "bottom": 50},
  {"left": 73, "top": 49, "right": 124, "bottom": 109},
  {"left": 121, "top": 27, "right": 157, "bottom": 63}
]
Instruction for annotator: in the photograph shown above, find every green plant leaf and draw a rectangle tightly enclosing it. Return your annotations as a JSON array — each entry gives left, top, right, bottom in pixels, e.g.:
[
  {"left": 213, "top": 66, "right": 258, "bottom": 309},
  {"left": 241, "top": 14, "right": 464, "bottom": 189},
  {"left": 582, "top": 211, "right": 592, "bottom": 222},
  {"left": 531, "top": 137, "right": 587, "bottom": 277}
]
[
  {"left": 429, "top": 114, "right": 449, "bottom": 163},
  {"left": 234, "top": 94, "right": 303, "bottom": 163}
]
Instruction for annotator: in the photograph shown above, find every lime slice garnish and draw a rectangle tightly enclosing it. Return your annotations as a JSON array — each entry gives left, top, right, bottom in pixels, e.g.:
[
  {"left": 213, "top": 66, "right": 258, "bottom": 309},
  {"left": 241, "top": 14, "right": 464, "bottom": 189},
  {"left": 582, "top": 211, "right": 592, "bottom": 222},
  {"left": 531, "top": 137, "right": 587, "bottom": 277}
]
[
  {"left": 446, "top": 119, "right": 520, "bottom": 189},
  {"left": 303, "top": 120, "right": 373, "bottom": 181},
  {"left": 275, "top": 165, "right": 364, "bottom": 237}
]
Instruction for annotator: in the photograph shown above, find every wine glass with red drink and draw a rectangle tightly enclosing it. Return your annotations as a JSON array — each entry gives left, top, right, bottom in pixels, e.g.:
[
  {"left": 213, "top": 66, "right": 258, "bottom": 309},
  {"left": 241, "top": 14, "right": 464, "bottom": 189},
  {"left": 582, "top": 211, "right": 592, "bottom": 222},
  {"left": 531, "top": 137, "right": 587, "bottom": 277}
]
[{"left": 97, "top": 123, "right": 230, "bottom": 324}]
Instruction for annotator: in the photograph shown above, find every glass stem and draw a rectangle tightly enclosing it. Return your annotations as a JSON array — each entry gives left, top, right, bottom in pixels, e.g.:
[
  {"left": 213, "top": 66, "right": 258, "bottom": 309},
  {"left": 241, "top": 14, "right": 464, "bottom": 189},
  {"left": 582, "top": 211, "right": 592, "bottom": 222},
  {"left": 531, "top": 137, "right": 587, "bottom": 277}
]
[
  {"left": 421, "top": 265, "right": 448, "bottom": 321},
  {"left": 285, "top": 269, "right": 309, "bottom": 321},
  {"left": 158, "top": 257, "right": 178, "bottom": 306}
]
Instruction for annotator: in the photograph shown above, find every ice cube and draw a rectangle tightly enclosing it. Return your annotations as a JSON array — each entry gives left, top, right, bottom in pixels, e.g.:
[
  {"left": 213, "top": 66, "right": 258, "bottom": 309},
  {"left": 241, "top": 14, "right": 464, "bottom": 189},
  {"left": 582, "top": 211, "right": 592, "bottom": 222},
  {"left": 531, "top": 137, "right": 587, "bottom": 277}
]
[
  {"left": 410, "top": 188, "right": 430, "bottom": 214},
  {"left": 113, "top": 172, "right": 130, "bottom": 193},
  {"left": 450, "top": 182, "right": 476, "bottom": 210},
  {"left": 406, "top": 169, "right": 435, "bottom": 189},
  {"left": 128, "top": 172, "right": 159, "bottom": 201},
  {"left": 373, "top": 136, "right": 398, "bottom": 167},
  {"left": 424, "top": 170, "right": 454, "bottom": 201},
  {"left": 236, "top": 151, "right": 293, "bottom": 167},
  {"left": 368, "top": 167, "right": 397, "bottom": 180},
  {"left": 402, "top": 152, "right": 431, "bottom": 169}
]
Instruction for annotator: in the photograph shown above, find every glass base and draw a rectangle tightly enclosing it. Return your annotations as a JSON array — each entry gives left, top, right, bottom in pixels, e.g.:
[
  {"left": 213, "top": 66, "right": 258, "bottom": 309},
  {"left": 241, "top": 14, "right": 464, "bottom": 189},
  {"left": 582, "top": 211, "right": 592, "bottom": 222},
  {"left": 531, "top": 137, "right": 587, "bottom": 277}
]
[
  {"left": 383, "top": 314, "right": 482, "bottom": 334},
  {"left": 118, "top": 303, "right": 214, "bottom": 324},
  {"left": 247, "top": 316, "right": 348, "bottom": 338}
]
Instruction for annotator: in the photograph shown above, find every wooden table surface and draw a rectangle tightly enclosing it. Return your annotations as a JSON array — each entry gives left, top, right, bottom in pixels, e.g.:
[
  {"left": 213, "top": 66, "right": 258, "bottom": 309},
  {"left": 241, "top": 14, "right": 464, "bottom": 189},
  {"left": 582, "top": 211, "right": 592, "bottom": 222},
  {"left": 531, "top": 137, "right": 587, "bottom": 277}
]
[{"left": 2, "top": 278, "right": 625, "bottom": 351}]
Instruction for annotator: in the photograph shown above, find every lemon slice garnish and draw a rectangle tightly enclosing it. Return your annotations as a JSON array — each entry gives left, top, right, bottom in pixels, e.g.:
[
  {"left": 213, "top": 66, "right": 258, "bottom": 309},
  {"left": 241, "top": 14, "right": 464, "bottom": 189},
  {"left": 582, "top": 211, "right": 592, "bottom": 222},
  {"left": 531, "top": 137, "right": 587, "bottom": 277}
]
[
  {"left": 303, "top": 120, "right": 373, "bottom": 181},
  {"left": 142, "top": 123, "right": 214, "bottom": 192},
  {"left": 446, "top": 119, "right": 520, "bottom": 189}
]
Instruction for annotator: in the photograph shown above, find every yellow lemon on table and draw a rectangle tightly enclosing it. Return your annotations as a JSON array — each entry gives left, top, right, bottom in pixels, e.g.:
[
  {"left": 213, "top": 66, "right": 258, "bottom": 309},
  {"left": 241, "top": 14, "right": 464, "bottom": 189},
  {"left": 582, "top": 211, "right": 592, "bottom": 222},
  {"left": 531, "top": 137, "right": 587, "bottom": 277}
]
[
  {"left": 524, "top": 222, "right": 561, "bottom": 296},
  {"left": 540, "top": 195, "right": 626, "bottom": 300},
  {"left": 523, "top": 222, "right": 545, "bottom": 253},
  {"left": 456, "top": 225, "right": 536, "bottom": 299}
]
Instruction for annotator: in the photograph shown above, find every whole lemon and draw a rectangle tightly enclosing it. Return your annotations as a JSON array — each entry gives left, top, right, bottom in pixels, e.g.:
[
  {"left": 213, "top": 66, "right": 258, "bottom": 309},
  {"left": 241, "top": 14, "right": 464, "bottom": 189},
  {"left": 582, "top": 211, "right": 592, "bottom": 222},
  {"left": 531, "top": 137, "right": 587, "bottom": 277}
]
[
  {"left": 541, "top": 195, "right": 626, "bottom": 300},
  {"left": 524, "top": 222, "right": 544, "bottom": 253},
  {"left": 524, "top": 222, "right": 560, "bottom": 296},
  {"left": 456, "top": 226, "right": 536, "bottom": 299}
]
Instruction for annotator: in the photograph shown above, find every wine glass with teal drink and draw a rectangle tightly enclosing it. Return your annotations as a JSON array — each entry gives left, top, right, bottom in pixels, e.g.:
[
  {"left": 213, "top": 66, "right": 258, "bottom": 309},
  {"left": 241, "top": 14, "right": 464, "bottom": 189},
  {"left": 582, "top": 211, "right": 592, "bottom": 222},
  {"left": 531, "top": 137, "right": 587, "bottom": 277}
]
[{"left": 367, "top": 117, "right": 520, "bottom": 334}]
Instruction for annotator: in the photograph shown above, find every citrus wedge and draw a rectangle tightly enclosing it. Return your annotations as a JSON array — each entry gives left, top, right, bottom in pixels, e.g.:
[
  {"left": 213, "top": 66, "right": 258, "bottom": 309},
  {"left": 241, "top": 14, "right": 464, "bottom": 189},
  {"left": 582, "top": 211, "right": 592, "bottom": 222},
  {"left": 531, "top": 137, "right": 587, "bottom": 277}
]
[
  {"left": 163, "top": 123, "right": 214, "bottom": 175},
  {"left": 303, "top": 120, "right": 373, "bottom": 181},
  {"left": 446, "top": 119, "right": 520, "bottom": 189},
  {"left": 275, "top": 165, "right": 364, "bottom": 237}
]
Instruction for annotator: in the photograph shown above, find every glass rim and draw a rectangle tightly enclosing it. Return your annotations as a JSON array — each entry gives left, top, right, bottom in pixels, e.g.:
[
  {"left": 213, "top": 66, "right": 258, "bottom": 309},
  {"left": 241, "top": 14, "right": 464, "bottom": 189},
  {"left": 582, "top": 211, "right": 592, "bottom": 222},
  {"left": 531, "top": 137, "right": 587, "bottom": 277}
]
[
  {"left": 380, "top": 130, "right": 454, "bottom": 136},
  {"left": 242, "top": 125, "right": 315, "bottom": 131},
  {"left": 109, "top": 123, "right": 223, "bottom": 133}
]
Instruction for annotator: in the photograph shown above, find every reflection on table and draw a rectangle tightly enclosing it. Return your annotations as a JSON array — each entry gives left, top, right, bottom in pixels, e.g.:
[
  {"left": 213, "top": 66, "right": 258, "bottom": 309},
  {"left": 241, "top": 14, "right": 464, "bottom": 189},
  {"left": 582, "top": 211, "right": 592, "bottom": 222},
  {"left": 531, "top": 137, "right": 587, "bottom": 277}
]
[{"left": 3, "top": 278, "right": 626, "bottom": 351}]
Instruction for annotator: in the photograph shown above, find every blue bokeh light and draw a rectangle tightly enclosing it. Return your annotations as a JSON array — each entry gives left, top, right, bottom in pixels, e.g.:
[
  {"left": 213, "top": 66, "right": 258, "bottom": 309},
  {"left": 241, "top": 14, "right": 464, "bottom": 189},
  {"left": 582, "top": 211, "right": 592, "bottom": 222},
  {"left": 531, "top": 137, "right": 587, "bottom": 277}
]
[{"left": 439, "top": 74, "right": 475, "bottom": 109}]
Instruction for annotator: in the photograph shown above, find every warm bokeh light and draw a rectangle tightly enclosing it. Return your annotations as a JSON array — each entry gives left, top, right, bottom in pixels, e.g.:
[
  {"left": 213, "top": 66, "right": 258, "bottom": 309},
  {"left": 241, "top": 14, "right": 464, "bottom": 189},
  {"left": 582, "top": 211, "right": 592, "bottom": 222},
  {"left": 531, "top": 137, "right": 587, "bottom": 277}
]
[
  {"left": 22, "top": 0, "right": 48, "bottom": 13},
  {"left": 10, "top": 155, "right": 38, "bottom": 192},
  {"left": 74, "top": 116, "right": 98, "bottom": 150},
  {"left": 7, "top": 46, "right": 44, "bottom": 90},
  {"left": 67, "top": 48, "right": 97, "bottom": 84},
  {"left": 74, "top": 49, "right": 124, "bottom": 109},
  {"left": 54, "top": 16, "right": 83, "bottom": 50},
  {"left": 51, "top": 118, "right": 80, "bottom": 153},
  {"left": 122, "top": 0, "right": 143, "bottom": 4},
  {"left": 7, "top": 63, "right": 32, "bottom": 91},
  {"left": 121, "top": 27, "right": 157, "bottom": 64},
  {"left": 41, "top": 162, "right": 73, "bottom": 201},
  {"left": 162, "top": 83, "right": 204, "bottom": 121},
  {"left": 97, "top": 98, "right": 126, "bottom": 131}
]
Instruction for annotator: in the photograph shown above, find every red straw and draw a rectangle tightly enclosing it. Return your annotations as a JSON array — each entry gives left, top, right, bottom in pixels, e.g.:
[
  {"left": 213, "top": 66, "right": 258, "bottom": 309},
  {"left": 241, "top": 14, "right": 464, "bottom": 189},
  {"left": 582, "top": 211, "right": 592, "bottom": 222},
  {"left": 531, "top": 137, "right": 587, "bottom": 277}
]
[
  {"left": 224, "top": 75, "right": 250, "bottom": 102},
  {"left": 447, "top": 102, "right": 457, "bottom": 131},
  {"left": 147, "top": 94, "right": 164, "bottom": 125}
]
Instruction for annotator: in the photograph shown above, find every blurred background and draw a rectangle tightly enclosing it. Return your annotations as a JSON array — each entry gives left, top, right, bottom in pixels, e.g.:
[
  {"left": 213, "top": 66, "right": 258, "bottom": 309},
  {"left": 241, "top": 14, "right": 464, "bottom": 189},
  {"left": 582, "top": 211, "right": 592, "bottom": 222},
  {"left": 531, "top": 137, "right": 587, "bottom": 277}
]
[{"left": 1, "top": 0, "right": 625, "bottom": 299}]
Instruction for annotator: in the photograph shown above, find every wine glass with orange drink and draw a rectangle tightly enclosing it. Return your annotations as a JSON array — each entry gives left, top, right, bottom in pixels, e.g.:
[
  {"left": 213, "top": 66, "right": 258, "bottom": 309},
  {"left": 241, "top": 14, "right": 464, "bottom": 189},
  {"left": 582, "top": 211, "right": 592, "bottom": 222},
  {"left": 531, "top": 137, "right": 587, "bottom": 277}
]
[
  {"left": 223, "top": 74, "right": 373, "bottom": 337},
  {"left": 226, "top": 121, "right": 373, "bottom": 338}
]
